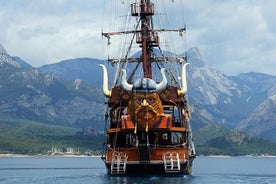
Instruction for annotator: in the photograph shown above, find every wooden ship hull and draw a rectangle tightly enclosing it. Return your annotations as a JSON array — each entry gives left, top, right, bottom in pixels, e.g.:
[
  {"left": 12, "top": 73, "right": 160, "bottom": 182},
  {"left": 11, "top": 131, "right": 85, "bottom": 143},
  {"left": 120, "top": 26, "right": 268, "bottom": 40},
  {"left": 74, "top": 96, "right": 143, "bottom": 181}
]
[
  {"left": 104, "top": 147, "right": 193, "bottom": 175},
  {"left": 99, "top": 0, "right": 196, "bottom": 175}
]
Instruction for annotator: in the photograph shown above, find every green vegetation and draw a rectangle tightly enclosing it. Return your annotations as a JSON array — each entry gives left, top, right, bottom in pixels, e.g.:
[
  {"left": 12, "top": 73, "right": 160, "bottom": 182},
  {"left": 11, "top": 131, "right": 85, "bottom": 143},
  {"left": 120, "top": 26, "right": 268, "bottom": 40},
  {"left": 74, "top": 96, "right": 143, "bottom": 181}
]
[
  {"left": 193, "top": 124, "right": 276, "bottom": 156},
  {"left": 0, "top": 118, "right": 105, "bottom": 155},
  {"left": 1, "top": 118, "right": 276, "bottom": 156}
]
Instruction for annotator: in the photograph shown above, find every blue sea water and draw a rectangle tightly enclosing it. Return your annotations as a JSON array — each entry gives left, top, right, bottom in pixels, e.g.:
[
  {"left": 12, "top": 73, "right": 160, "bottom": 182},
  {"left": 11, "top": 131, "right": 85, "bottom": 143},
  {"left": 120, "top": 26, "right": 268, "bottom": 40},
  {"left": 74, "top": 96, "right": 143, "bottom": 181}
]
[{"left": 0, "top": 156, "right": 275, "bottom": 184}]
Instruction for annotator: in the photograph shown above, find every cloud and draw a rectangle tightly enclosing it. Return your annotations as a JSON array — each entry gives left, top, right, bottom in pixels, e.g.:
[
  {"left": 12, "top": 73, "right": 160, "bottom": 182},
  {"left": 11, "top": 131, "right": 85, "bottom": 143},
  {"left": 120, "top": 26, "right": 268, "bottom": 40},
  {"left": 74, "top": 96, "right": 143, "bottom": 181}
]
[
  {"left": 0, "top": 0, "right": 105, "bottom": 66},
  {"left": 0, "top": 0, "right": 275, "bottom": 76},
  {"left": 184, "top": 0, "right": 276, "bottom": 75}
]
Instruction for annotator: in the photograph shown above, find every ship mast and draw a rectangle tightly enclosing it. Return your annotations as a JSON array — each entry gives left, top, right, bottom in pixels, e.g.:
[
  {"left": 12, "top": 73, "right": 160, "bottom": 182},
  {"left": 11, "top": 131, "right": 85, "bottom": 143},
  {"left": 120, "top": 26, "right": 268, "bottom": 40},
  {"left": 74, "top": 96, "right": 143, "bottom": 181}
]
[
  {"left": 132, "top": 0, "right": 157, "bottom": 78},
  {"left": 100, "top": 1, "right": 196, "bottom": 175},
  {"left": 102, "top": 0, "right": 186, "bottom": 79}
]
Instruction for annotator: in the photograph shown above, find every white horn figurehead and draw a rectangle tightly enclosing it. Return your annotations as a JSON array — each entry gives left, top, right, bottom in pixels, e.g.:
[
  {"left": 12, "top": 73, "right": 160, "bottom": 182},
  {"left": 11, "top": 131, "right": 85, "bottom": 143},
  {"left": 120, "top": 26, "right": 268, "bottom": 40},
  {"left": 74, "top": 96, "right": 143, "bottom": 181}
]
[
  {"left": 121, "top": 69, "right": 133, "bottom": 92},
  {"left": 99, "top": 64, "right": 111, "bottom": 98},
  {"left": 177, "top": 63, "right": 189, "bottom": 96},
  {"left": 156, "top": 68, "right": 167, "bottom": 91}
]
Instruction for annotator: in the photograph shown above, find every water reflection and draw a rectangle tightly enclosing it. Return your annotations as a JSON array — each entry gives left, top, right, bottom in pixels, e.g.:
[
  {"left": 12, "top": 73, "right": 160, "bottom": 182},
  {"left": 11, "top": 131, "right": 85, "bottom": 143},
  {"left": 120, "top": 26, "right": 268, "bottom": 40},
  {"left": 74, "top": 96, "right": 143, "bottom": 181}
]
[{"left": 105, "top": 175, "right": 194, "bottom": 184}]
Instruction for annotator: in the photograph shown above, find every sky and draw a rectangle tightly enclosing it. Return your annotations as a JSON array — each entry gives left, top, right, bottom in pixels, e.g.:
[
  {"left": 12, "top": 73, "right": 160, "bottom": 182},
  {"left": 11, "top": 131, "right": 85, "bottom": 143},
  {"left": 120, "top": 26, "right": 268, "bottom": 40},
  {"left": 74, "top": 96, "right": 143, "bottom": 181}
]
[{"left": 0, "top": 0, "right": 275, "bottom": 76}]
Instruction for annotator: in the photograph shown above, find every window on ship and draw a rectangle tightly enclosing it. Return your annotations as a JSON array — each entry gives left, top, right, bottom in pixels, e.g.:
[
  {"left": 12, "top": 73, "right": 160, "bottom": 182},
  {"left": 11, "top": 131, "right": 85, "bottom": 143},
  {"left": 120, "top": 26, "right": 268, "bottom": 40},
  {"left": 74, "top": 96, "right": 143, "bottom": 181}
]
[
  {"left": 163, "top": 105, "right": 181, "bottom": 127},
  {"left": 149, "top": 131, "right": 184, "bottom": 146}
]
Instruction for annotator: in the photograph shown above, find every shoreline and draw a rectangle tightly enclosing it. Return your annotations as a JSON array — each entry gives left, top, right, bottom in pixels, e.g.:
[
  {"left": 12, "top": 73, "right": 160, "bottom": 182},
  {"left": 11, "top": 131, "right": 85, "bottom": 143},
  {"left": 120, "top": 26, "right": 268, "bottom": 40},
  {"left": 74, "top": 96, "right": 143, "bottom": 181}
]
[
  {"left": 197, "top": 155, "right": 276, "bottom": 158},
  {"left": 1, "top": 153, "right": 276, "bottom": 158},
  {"left": 0, "top": 154, "right": 101, "bottom": 158}
]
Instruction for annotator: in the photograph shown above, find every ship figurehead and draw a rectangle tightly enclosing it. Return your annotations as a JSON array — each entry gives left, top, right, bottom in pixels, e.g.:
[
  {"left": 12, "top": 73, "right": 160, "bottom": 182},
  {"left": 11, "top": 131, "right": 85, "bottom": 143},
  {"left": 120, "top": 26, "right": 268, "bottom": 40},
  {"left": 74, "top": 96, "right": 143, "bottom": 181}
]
[
  {"left": 121, "top": 68, "right": 170, "bottom": 131},
  {"left": 99, "top": 64, "right": 190, "bottom": 131}
]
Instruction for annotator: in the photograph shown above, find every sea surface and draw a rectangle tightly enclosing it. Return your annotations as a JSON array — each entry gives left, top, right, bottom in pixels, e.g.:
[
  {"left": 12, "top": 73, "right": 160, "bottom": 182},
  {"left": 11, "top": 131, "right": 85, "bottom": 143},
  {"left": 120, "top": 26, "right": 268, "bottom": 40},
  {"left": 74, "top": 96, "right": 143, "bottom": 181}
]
[{"left": 0, "top": 156, "right": 275, "bottom": 184}]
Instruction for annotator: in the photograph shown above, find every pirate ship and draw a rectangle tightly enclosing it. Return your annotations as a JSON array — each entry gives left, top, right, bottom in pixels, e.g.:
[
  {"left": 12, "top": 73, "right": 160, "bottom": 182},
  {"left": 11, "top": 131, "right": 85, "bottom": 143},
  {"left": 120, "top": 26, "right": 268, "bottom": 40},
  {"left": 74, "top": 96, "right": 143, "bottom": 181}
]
[{"left": 99, "top": 0, "right": 196, "bottom": 175}]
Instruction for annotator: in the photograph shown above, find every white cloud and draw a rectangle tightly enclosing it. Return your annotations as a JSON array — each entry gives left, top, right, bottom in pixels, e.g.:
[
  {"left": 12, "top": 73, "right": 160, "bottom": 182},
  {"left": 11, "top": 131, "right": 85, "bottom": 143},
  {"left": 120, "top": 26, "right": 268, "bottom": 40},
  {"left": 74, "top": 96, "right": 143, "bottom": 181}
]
[
  {"left": 184, "top": 0, "right": 276, "bottom": 75},
  {"left": 0, "top": 0, "right": 275, "bottom": 76},
  {"left": 0, "top": 0, "right": 105, "bottom": 66}
]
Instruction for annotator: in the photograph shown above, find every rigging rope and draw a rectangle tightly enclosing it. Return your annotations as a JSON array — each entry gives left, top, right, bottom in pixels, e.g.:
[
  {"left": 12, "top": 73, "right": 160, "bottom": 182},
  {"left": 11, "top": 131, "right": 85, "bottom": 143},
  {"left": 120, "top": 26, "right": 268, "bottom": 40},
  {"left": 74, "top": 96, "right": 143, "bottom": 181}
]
[{"left": 102, "top": 0, "right": 187, "bottom": 88}]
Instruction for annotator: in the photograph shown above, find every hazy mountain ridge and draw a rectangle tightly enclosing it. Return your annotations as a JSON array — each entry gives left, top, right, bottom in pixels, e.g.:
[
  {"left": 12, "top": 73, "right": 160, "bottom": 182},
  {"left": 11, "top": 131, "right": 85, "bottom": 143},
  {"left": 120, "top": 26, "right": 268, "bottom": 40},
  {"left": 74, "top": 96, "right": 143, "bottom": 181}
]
[
  {"left": 38, "top": 47, "right": 276, "bottom": 142},
  {"left": 39, "top": 58, "right": 106, "bottom": 87},
  {"left": 0, "top": 43, "right": 20, "bottom": 68},
  {"left": 194, "top": 124, "right": 276, "bottom": 156},
  {"left": 11, "top": 56, "right": 33, "bottom": 68},
  {"left": 187, "top": 49, "right": 276, "bottom": 141},
  {"left": 1, "top": 43, "right": 275, "bottom": 145},
  {"left": 186, "top": 48, "right": 239, "bottom": 105},
  {"left": 237, "top": 94, "right": 276, "bottom": 142},
  {"left": 0, "top": 45, "right": 104, "bottom": 128}
]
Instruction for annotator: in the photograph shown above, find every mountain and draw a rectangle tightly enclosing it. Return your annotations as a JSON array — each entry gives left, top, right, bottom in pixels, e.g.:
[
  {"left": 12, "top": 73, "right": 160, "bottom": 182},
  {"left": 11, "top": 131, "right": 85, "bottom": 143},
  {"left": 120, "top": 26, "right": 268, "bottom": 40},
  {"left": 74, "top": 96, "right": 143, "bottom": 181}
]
[
  {"left": 194, "top": 124, "right": 276, "bottom": 156},
  {"left": 1, "top": 43, "right": 276, "bottom": 154},
  {"left": 0, "top": 42, "right": 276, "bottom": 141},
  {"left": 185, "top": 48, "right": 243, "bottom": 128},
  {"left": 236, "top": 94, "right": 276, "bottom": 142},
  {"left": 186, "top": 47, "right": 239, "bottom": 106},
  {"left": 231, "top": 72, "right": 276, "bottom": 141},
  {"left": 0, "top": 44, "right": 105, "bottom": 129},
  {"left": 39, "top": 58, "right": 106, "bottom": 87},
  {"left": 38, "top": 47, "right": 276, "bottom": 142},
  {"left": 11, "top": 56, "right": 33, "bottom": 68},
  {"left": 230, "top": 72, "right": 276, "bottom": 113},
  {"left": 39, "top": 48, "right": 238, "bottom": 127},
  {"left": 0, "top": 43, "right": 20, "bottom": 68},
  {"left": 186, "top": 48, "right": 276, "bottom": 129},
  {"left": 0, "top": 118, "right": 104, "bottom": 155}
]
